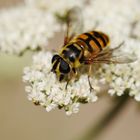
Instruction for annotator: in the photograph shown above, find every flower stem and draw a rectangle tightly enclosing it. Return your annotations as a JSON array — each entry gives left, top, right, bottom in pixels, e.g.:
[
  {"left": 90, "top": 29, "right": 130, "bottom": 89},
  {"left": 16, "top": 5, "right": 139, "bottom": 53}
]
[{"left": 78, "top": 91, "right": 130, "bottom": 140}]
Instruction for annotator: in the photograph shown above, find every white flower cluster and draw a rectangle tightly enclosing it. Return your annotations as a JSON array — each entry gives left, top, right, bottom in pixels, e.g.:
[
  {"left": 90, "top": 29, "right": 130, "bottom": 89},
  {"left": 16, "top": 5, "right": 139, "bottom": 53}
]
[
  {"left": 0, "top": 6, "right": 59, "bottom": 55},
  {"left": 0, "top": 0, "right": 86, "bottom": 55},
  {"left": 23, "top": 52, "right": 98, "bottom": 115},
  {"left": 104, "top": 39, "right": 140, "bottom": 101},
  {"left": 84, "top": 0, "right": 140, "bottom": 44},
  {"left": 84, "top": 0, "right": 140, "bottom": 100}
]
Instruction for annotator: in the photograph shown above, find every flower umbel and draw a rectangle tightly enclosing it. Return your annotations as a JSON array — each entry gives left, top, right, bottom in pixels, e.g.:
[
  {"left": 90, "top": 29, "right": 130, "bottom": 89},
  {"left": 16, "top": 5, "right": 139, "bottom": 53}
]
[
  {"left": 83, "top": 0, "right": 140, "bottom": 100},
  {"left": 0, "top": 0, "right": 86, "bottom": 55},
  {"left": 23, "top": 52, "right": 99, "bottom": 115},
  {"left": 0, "top": 6, "right": 60, "bottom": 55}
]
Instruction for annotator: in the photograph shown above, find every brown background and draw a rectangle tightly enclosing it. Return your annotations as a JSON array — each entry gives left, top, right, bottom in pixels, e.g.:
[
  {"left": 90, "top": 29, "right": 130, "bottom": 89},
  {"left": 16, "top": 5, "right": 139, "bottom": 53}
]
[{"left": 0, "top": 0, "right": 140, "bottom": 140}]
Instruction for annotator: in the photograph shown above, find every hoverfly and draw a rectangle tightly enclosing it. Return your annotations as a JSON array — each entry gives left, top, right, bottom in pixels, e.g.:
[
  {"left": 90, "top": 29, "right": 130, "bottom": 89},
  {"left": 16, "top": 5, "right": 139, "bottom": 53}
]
[{"left": 51, "top": 7, "right": 136, "bottom": 90}]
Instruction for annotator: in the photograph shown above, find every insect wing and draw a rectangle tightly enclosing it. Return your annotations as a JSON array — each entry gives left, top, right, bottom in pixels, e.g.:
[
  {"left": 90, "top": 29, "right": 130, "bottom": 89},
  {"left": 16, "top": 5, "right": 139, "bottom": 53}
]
[
  {"left": 99, "top": 54, "right": 137, "bottom": 64},
  {"left": 68, "top": 7, "right": 83, "bottom": 37},
  {"left": 106, "top": 42, "right": 137, "bottom": 64},
  {"left": 64, "top": 7, "right": 83, "bottom": 45},
  {"left": 82, "top": 42, "right": 137, "bottom": 64},
  {"left": 107, "top": 52, "right": 137, "bottom": 64}
]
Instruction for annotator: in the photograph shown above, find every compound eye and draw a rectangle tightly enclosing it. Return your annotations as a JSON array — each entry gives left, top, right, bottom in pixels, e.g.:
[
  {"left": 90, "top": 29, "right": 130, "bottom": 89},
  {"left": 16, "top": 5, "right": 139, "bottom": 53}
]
[
  {"left": 59, "top": 60, "right": 70, "bottom": 74},
  {"left": 51, "top": 54, "right": 60, "bottom": 63}
]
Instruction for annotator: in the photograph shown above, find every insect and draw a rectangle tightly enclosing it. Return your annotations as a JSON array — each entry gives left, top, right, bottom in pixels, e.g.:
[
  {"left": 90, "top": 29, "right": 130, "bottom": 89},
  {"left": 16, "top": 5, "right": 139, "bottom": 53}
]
[{"left": 51, "top": 8, "right": 136, "bottom": 90}]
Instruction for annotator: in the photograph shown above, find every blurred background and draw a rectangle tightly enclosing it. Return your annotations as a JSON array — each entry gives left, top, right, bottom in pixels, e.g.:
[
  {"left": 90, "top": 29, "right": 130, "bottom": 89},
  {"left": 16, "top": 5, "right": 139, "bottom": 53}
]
[{"left": 0, "top": 0, "right": 140, "bottom": 140}]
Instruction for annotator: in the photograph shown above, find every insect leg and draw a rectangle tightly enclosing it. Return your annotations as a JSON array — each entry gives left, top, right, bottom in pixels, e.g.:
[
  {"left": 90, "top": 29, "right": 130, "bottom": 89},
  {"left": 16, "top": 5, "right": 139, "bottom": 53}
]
[
  {"left": 65, "top": 68, "right": 77, "bottom": 90},
  {"left": 88, "top": 65, "right": 94, "bottom": 92},
  {"left": 65, "top": 80, "right": 70, "bottom": 90}
]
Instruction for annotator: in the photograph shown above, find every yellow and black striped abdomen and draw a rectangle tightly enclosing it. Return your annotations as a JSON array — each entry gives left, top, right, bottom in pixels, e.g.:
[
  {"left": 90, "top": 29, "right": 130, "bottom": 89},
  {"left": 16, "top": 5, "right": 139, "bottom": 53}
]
[{"left": 76, "top": 31, "right": 110, "bottom": 54}]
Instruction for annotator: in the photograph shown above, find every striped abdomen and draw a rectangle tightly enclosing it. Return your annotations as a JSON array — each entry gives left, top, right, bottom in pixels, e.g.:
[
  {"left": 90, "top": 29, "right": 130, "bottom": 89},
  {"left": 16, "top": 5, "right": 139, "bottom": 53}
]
[{"left": 76, "top": 31, "right": 110, "bottom": 55}]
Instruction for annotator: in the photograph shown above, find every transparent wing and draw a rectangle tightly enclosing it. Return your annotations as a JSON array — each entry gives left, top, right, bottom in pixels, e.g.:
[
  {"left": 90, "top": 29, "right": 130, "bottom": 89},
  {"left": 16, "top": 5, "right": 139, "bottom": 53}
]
[
  {"left": 64, "top": 7, "right": 83, "bottom": 45},
  {"left": 83, "top": 42, "right": 137, "bottom": 64},
  {"left": 92, "top": 54, "right": 137, "bottom": 64},
  {"left": 67, "top": 7, "right": 83, "bottom": 38}
]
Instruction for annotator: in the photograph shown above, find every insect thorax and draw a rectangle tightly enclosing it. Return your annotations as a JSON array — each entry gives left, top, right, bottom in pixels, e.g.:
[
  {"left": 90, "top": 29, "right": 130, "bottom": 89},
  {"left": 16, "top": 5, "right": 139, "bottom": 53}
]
[{"left": 60, "top": 42, "right": 84, "bottom": 68}]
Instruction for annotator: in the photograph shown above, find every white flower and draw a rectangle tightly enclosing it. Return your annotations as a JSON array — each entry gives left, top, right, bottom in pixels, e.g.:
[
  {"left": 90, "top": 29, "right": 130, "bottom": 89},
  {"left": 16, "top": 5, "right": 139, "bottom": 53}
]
[
  {"left": 66, "top": 103, "right": 80, "bottom": 116},
  {"left": 84, "top": 0, "right": 140, "bottom": 45},
  {"left": 0, "top": 0, "right": 86, "bottom": 55},
  {"left": 23, "top": 52, "right": 99, "bottom": 115},
  {"left": 135, "top": 93, "right": 140, "bottom": 101},
  {"left": 0, "top": 6, "right": 60, "bottom": 55},
  {"left": 83, "top": 0, "right": 140, "bottom": 100}
]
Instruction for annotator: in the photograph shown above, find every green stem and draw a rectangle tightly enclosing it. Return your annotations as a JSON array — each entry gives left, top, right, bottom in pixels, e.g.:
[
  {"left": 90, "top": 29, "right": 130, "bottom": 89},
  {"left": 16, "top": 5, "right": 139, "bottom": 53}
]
[{"left": 78, "top": 92, "right": 130, "bottom": 140}]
